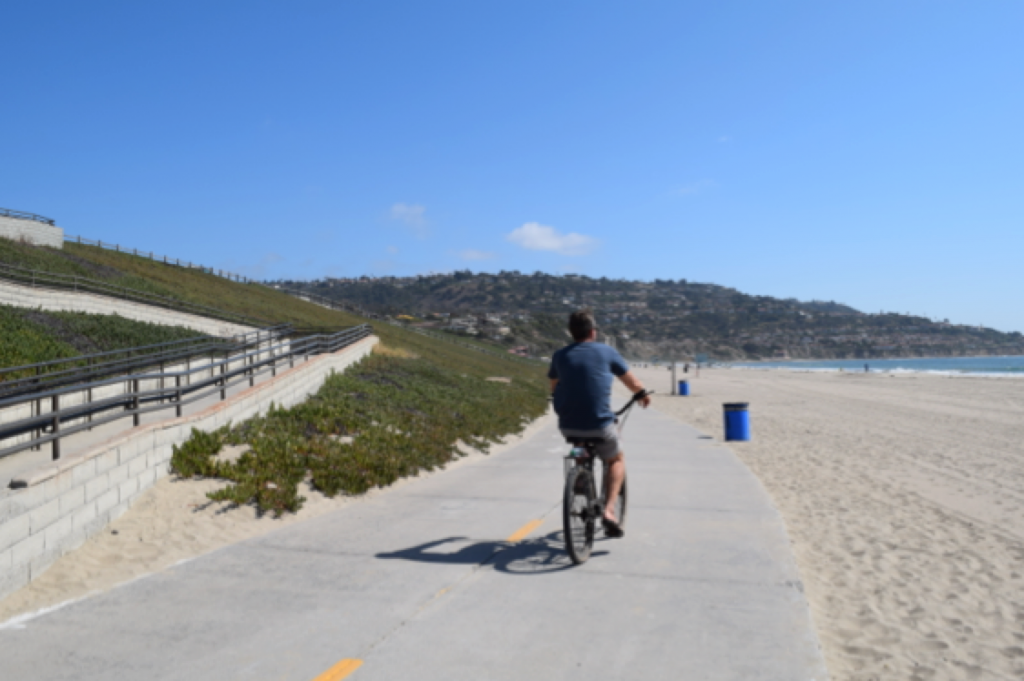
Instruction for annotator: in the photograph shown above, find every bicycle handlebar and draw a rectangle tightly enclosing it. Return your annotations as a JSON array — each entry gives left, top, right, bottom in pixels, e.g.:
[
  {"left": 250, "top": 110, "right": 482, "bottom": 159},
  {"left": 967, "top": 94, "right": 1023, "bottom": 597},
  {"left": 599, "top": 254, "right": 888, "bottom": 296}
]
[{"left": 615, "top": 389, "right": 653, "bottom": 416}]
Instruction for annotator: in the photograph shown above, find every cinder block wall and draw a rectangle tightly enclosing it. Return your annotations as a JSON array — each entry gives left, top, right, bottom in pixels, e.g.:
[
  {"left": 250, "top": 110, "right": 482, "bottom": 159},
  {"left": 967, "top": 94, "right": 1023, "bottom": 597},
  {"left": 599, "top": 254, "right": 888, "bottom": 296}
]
[
  {"left": 0, "top": 278, "right": 254, "bottom": 338},
  {"left": 0, "top": 217, "right": 64, "bottom": 248},
  {"left": 0, "top": 335, "right": 377, "bottom": 601}
]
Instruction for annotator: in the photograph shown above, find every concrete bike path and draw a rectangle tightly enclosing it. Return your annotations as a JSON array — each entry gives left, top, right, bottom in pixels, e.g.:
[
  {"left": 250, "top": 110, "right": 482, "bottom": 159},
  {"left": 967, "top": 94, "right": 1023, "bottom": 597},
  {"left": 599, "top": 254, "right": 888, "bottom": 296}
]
[{"left": 0, "top": 407, "right": 827, "bottom": 680}]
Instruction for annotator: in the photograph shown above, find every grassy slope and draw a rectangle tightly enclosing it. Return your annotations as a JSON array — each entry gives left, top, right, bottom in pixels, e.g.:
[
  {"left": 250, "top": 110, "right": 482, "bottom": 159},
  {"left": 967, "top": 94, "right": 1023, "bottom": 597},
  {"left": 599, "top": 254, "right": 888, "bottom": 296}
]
[
  {"left": 0, "top": 305, "right": 206, "bottom": 379},
  {"left": 2, "top": 239, "right": 549, "bottom": 513},
  {"left": 0, "top": 237, "right": 174, "bottom": 299},
  {"left": 64, "top": 243, "right": 361, "bottom": 327}
]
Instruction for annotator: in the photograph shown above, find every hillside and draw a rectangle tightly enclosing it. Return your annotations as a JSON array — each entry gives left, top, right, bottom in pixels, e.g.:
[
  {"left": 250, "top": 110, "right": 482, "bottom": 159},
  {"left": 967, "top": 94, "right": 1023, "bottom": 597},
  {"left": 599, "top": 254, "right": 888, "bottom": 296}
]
[{"left": 276, "top": 271, "right": 1024, "bottom": 361}]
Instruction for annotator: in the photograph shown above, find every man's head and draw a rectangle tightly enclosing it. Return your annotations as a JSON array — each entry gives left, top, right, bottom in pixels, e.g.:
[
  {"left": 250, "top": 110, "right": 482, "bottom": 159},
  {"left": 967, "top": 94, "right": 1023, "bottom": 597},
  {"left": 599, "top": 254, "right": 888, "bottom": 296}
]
[{"left": 568, "top": 310, "right": 597, "bottom": 342}]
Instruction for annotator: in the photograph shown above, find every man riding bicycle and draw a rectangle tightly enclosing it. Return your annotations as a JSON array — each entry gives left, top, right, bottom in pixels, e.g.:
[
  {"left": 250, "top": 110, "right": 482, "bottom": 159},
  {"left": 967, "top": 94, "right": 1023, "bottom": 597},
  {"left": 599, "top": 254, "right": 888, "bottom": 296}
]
[{"left": 548, "top": 310, "right": 651, "bottom": 538}]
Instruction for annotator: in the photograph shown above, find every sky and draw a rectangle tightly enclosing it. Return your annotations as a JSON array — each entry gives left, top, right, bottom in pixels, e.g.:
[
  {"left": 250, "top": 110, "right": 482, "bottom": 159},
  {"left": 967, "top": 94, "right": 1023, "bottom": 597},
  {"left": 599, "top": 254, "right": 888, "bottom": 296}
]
[{"left": 2, "top": 1, "right": 1023, "bottom": 331}]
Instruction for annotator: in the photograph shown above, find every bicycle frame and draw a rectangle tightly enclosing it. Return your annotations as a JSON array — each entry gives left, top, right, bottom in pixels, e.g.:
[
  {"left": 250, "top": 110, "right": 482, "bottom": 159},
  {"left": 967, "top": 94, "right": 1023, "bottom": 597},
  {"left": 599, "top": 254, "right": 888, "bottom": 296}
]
[{"left": 562, "top": 389, "right": 650, "bottom": 475}]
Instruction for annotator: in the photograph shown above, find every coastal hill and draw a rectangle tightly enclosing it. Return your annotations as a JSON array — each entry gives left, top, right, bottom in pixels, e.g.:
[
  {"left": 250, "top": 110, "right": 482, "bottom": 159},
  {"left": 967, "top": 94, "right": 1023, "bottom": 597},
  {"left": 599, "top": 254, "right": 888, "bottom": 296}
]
[{"left": 276, "top": 271, "right": 1024, "bottom": 361}]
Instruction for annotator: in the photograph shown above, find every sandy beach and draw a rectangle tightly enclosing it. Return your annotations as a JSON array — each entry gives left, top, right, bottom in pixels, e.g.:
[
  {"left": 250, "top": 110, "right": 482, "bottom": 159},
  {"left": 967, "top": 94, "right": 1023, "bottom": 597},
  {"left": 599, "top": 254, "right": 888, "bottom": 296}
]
[{"left": 632, "top": 365, "right": 1024, "bottom": 680}]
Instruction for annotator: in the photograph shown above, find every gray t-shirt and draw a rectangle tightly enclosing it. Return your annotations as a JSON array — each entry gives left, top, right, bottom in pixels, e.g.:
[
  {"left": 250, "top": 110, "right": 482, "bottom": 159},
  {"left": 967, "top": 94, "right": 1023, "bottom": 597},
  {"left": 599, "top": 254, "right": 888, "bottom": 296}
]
[{"left": 547, "top": 342, "right": 629, "bottom": 430}]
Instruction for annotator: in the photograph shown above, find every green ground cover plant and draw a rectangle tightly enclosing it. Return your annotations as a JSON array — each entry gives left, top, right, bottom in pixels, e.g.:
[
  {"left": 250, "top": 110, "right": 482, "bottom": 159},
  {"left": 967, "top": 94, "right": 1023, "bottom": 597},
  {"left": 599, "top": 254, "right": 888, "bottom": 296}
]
[
  {"left": 0, "top": 304, "right": 205, "bottom": 380},
  {"left": 171, "top": 341, "right": 548, "bottom": 517}
]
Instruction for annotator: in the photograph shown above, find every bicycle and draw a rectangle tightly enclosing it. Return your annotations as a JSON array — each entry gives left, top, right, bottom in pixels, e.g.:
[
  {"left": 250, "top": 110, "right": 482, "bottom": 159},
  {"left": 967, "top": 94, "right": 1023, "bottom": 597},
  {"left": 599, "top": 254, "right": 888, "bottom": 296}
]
[{"left": 561, "top": 389, "right": 652, "bottom": 564}]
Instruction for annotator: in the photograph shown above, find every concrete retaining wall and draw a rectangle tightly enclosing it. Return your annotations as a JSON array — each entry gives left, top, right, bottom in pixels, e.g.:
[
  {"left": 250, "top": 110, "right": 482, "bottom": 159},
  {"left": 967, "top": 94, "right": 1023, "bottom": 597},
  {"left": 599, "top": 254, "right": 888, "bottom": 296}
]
[
  {"left": 0, "top": 278, "right": 253, "bottom": 338},
  {"left": 0, "top": 335, "right": 378, "bottom": 601},
  {"left": 0, "top": 218, "right": 63, "bottom": 249}
]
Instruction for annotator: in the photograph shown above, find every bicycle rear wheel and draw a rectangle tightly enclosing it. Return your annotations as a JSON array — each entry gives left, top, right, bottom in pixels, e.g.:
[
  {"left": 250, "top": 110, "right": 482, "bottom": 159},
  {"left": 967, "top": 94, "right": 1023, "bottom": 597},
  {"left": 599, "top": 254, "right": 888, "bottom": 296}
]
[{"left": 563, "top": 466, "right": 595, "bottom": 564}]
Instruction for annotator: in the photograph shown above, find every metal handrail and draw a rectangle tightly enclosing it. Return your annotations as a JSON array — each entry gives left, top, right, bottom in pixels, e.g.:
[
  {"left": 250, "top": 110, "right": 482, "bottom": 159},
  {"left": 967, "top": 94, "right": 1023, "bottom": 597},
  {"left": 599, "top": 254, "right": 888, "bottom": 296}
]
[
  {"left": 0, "top": 324, "right": 372, "bottom": 467},
  {"left": 0, "top": 207, "right": 55, "bottom": 226},
  {"left": 0, "top": 259, "right": 267, "bottom": 329},
  {"left": 0, "top": 325, "right": 293, "bottom": 399},
  {"left": 0, "top": 324, "right": 289, "bottom": 381}
]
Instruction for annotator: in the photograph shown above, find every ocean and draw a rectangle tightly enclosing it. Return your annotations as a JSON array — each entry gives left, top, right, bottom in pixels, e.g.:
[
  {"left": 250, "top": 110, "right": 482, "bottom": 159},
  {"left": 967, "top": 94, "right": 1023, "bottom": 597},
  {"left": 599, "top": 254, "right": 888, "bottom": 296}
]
[{"left": 728, "top": 355, "right": 1024, "bottom": 377}]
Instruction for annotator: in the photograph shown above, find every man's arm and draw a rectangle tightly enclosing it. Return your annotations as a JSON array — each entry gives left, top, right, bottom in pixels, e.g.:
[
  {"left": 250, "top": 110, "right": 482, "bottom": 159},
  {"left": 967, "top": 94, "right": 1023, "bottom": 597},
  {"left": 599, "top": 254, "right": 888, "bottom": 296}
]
[
  {"left": 617, "top": 371, "right": 651, "bottom": 407},
  {"left": 549, "top": 378, "right": 559, "bottom": 394}
]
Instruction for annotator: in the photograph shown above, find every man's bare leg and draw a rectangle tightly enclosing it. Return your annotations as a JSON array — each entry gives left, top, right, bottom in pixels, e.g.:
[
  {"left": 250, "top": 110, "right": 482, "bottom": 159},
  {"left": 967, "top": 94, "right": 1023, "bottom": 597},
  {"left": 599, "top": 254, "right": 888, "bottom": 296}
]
[{"left": 603, "top": 453, "right": 625, "bottom": 522}]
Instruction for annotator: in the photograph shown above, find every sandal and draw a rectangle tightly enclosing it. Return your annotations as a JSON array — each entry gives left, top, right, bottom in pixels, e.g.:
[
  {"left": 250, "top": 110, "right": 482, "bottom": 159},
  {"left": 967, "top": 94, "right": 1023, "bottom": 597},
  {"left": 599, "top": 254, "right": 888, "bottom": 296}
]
[{"left": 602, "top": 517, "right": 625, "bottom": 538}]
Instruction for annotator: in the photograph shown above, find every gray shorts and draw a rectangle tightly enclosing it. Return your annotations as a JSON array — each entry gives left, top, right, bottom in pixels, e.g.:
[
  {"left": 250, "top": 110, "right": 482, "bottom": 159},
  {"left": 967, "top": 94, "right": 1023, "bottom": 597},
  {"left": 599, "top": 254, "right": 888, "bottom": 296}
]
[{"left": 560, "top": 425, "right": 622, "bottom": 461}]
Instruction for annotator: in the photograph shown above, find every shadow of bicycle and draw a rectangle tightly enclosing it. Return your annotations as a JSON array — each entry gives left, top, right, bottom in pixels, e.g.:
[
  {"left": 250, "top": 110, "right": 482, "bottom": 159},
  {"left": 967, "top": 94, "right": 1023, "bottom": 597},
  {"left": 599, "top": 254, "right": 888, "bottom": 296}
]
[{"left": 375, "top": 530, "right": 610, "bottom": 575}]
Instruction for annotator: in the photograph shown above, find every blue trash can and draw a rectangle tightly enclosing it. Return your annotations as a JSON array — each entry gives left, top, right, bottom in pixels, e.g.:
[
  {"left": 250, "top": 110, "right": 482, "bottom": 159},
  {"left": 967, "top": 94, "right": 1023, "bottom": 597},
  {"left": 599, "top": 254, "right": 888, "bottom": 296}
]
[
  {"left": 678, "top": 380, "right": 690, "bottom": 396},
  {"left": 724, "top": 403, "right": 750, "bottom": 441}
]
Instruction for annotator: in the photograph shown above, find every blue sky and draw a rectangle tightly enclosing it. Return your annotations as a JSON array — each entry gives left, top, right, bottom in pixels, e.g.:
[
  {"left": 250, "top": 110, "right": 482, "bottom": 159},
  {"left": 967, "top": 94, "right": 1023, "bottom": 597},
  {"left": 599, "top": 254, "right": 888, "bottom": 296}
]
[{"left": 3, "top": 1, "right": 1023, "bottom": 331}]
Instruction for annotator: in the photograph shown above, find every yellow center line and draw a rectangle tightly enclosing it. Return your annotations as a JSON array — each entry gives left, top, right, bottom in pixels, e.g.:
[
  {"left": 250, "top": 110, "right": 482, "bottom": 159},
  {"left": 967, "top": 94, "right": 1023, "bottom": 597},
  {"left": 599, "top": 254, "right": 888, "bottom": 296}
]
[
  {"left": 313, "top": 658, "right": 363, "bottom": 681},
  {"left": 310, "top": 521, "right": 544, "bottom": 681},
  {"left": 507, "top": 519, "right": 544, "bottom": 543}
]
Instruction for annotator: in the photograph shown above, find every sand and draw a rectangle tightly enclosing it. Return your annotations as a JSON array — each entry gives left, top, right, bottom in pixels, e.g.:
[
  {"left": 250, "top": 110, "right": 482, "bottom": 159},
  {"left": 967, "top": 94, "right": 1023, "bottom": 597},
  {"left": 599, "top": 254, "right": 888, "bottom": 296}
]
[
  {"left": 0, "top": 410, "right": 555, "bottom": 625},
  {"left": 633, "top": 365, "right": 1024, "bottom": 681}
]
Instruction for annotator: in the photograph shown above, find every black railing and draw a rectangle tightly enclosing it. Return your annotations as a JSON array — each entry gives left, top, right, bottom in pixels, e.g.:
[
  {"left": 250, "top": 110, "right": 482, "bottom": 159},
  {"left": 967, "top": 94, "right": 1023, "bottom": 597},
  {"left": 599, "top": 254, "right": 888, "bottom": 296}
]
[
  {"left": 0, "top": 324, "right": 372, "bottom": 468},
  {"left": 0, "top": 325, "right": 292, "bottom": 400},
  {"left": 0, "top": 207, "right": 55, "bottom": 226},
  {"left": 0, "top": 260, "right": 267, "bottom": 329}
]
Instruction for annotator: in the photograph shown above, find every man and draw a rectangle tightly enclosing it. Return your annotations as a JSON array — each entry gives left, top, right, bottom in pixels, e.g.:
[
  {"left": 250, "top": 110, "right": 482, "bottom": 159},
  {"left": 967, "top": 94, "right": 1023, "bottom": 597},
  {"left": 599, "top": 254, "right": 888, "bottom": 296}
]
[{"left": 547, "top": 310, "right": 650, "bottom": 538}]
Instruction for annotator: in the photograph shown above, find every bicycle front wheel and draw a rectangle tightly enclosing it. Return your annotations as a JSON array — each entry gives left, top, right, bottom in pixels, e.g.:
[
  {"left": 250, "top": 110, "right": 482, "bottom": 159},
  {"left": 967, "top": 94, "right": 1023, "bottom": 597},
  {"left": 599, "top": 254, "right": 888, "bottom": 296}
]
[{"left": 563, "top": 466, "right": 595, "bottom": 564}]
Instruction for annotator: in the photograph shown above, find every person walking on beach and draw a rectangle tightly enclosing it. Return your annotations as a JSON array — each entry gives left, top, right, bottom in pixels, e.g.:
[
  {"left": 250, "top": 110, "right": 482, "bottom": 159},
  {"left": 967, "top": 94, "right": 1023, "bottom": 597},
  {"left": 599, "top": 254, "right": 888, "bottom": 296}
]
[
  {"left": 864, "top": 363, "right": 870, "bottom": 373},
  {"left": 548, "top": 310, "right": 650, "bottom": 538}
]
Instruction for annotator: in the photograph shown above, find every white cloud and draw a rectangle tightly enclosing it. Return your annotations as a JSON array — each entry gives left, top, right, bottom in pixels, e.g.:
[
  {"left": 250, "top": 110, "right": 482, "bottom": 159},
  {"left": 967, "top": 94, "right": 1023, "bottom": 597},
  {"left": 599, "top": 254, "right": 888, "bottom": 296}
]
[
  {"left": 386, "top": 245, "right": 399, "bottom": 255},
  {"left": 506, "top": 222, "right": 598, "bottom": 256},
  {"left": 718, "top": 135, "right": 733, "bottom": 143},
  {"left": 458, "top": 249, "right": 495, "bottom": 261},
  {"left": 389, "top": 203, "right": 428, "bottom": 238}
]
